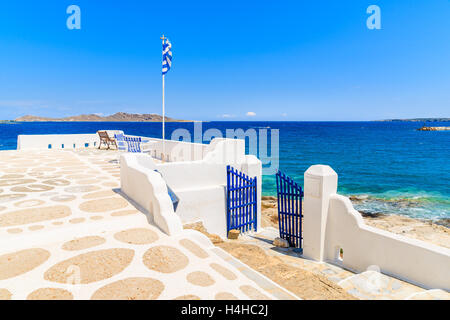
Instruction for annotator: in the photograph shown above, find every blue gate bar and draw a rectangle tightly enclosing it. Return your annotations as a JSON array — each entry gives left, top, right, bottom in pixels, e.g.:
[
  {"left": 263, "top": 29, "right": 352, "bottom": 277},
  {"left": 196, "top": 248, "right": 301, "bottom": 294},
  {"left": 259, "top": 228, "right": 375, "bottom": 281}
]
[
  {"left": 276, "top": 170, "right": 304, "bottom": 248},
  {"left": 226, "top": 166, "right": 257, "bottom": 234}
]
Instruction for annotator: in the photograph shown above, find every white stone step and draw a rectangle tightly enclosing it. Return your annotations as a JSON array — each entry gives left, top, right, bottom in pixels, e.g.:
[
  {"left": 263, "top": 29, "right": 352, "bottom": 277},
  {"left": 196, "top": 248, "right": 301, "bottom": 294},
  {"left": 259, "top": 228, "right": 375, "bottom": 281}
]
[
  {"left": 338, "top": 270, "right": 425, "bottom": 300},
  {"left": 405, "top": 289, "right": 450, "bottom": 300}
]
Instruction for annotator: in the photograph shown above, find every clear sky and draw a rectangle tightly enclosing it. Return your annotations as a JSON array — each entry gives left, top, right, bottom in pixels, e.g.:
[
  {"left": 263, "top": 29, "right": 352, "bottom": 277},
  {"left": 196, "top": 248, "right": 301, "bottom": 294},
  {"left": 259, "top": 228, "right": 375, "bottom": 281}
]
[{"left": 0, "top": 1, "right": 449, "bottom": 121}]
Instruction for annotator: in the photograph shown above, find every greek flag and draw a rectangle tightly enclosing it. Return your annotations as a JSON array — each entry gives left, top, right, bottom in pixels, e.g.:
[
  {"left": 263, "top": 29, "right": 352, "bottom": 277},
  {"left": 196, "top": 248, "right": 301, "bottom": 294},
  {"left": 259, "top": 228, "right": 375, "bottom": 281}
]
[{"left": 162, "top": 38, "right": 172, "bottom": 75}]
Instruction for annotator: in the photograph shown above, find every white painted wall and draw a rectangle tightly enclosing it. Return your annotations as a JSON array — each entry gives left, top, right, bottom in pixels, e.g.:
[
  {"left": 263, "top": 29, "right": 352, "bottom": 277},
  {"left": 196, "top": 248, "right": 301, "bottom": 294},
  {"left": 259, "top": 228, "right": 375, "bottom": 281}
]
[
  {"left": 303, "top": 165, "right": 450, "bottom": 291},
  {"left": 138, "top": 137, "right": 208, "bottom": 162},
  {"left": 17, "top": 134, "right": 100, "bottom": 150},
  {"left": 17, "top": 133, "right": 209, "bottom": 161},
  {"left": 120, "top": 153, "right": 183, "bottom": 236},
  {"left": 120, "top": 138, "right": 262, "bottom": 238}
]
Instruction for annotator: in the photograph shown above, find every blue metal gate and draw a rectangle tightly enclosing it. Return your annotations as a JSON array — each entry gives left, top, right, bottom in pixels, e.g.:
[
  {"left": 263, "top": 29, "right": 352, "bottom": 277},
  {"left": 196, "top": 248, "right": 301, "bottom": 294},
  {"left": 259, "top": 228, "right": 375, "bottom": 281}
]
[
  {"left": 276, "top": 170, "right": 303, "bottom": 248},
  {"left": 226, "top": 166, "right": 257, "bottom": 234}
]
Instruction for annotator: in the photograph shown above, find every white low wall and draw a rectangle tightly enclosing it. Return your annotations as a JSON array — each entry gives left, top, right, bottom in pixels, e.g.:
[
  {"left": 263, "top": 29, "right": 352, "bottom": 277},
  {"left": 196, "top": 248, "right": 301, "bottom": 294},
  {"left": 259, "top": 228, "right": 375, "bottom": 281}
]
[
  {"left": 17, "top": 133, "right": 210, "bottom": 161},
  {"left": 135, "top": 137, "right": 208, "bottom": 162},
  {"left": 17, "top": 134, "right": 100, "bottom": 150},
  {"left": 303, "top": 165, "right": 450, "bottom": 291},
  {"left": 120, "top": 153, "right": 183, "bottom": 235},
  {"left": 120, "top": 138, "right": 262, "bottom": 238}
]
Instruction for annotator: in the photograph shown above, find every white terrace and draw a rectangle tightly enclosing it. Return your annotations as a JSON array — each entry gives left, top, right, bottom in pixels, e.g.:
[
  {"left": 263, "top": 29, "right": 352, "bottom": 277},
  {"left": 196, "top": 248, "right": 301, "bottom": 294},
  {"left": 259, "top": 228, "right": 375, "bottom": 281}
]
[
  {"left": 0, "top": 135, "right": 294, "bottom": 300},
  {"left": 1, "top": 132, "right": 449, "bottom": 300}
]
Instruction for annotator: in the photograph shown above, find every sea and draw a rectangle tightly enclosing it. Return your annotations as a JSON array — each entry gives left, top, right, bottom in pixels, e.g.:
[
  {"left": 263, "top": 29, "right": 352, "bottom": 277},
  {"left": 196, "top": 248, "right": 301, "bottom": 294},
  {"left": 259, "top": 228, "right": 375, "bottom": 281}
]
[{"left": 1, "top": 121, "right": 449, "bottom": 222}]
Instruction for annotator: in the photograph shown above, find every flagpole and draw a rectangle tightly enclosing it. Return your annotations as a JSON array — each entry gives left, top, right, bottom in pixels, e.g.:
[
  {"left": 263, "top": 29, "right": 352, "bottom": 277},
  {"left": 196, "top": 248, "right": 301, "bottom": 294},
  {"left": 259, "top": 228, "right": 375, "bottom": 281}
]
[
  {"left": 161, "top": 34, "right": 166, "bottom": 160},
  {"left": 162, "top": 73, "right": 165, "bottom": 157}
]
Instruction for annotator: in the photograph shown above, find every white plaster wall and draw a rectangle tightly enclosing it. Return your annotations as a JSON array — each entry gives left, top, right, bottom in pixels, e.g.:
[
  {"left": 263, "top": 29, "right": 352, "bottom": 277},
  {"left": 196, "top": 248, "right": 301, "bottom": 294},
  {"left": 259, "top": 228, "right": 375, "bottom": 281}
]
[
  {"left": 175, "top": 186, "right": 228, "bottom": 238},
  {"left": 155, "top": 139, "right": 260, "bottom": 238},
  {"left": 120, "top": 153, "right": 183, "bottom": 236},
  {"left": 17, "top": 134, "right": 100, "bottom": 150},
  {"left": 241, "top": 155, "right": 262, "bottom": 232},
  {"left": 303, "top": 165, "right": 450, "bottom": 291},
  {"left": 120, "top": 138, "right": 262, "bottom": 238},
  {"left": 154, "top": 161, "right": 227, "bottom": 190},
  {"left": 139, "top": 137, "right": 208, "bottom": 162},
  {"left": 325, "top": 194, "right": 450, "bottom": 290}
]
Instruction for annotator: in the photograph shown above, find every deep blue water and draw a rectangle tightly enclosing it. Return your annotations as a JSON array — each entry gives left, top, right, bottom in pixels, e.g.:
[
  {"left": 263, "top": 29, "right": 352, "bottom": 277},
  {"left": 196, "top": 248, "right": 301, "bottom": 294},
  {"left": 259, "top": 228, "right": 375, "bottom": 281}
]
[{"left": 1, "top": 121, "right": 449, "bottom": 220}]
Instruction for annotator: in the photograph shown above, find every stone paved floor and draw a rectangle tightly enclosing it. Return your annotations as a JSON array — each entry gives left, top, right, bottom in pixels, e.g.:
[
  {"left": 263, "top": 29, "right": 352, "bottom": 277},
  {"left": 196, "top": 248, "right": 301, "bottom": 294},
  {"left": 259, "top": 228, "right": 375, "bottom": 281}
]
[
  {"left": 238, "top": 227, "right": 450, "bottom": 300},
  {"left": 0, "top": 149, "right": 296, "bottom": 300}
]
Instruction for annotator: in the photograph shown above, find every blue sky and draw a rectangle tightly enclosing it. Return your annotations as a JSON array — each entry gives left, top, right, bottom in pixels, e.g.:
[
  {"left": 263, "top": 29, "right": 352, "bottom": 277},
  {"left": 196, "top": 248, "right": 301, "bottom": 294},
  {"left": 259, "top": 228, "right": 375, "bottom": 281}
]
[{"left": 0, "top": 1, "right": 449, "bottom": 121}]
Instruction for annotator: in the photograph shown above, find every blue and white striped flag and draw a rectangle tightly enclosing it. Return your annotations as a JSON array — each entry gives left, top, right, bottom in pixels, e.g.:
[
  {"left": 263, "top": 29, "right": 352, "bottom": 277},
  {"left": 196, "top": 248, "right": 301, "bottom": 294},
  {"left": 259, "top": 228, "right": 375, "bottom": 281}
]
[{"left": 162, "top": 38, "right": 172, "bottom": 75}]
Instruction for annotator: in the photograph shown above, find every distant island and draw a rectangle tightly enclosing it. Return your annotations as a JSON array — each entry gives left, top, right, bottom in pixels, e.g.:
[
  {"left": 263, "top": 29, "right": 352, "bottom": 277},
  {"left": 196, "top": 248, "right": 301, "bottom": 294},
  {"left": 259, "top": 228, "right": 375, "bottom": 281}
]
[
  {"left": 377, "top": 118, "right": 450, "bottom": 122},
  {"left": 13, "top": 112, "right": 192, "bottom": 122}
]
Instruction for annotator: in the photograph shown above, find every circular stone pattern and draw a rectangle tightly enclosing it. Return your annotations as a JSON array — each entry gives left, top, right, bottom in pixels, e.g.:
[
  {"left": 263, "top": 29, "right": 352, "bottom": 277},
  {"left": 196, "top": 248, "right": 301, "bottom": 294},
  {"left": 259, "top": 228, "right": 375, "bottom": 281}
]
[
  {"left": 44, "top": 248, "right": 134, "bottom": 284},
  {"left": 82, "top": 190, "right": 116, "bottom": 200},
  {"left": 31, "top": 167, "right": 57, "bottom": 172},
  {"left": 173, "top": 295, "right": 201, "bottom": 300},
  {"left": 7, "top": 228, "right": 22, "bottom": 234},
  {"left": 210, "top": 263, "right": 237, "bottom": 280},
  {"left": 76, "top": 179, "right": 99, "bottom": 185},
  {"left": 143, "top": 246, "right": 189, "bottom": 274},
  {"left": 11, "top": 184, "right": 54, "bottom": 193},
  {"left": 35, "top": 174, "right": 62, "bottom": 180},
  {"left": 14, "top": 199, "right": 45, "bottom": 208},
  {"left": 114, "top": 228, "right": 159, "bottom": 245},
  {"left": 0, "top": 174, "right": 24, "bottom": 179},
  {"left": 0, "top": 248, "right": 50, "bottom": 280},
  {"left": 0, "top": 289, "right": 12, "bottom": 300},
  {"left": 186, "top": 271, "right": 215, "bottom": 287},
  {"left": 91, "top": 277, "right": 164, "bottom": 300},
  {"left": 28, "top": 225, "right": 44, "bottom": 231},
  {"left": 79, "top": 197, "right": 128, "bottom": 213},
  {"left": 111, "top": 210, "right": 139, "bottom": 217},
  {"left": 42, "top": 179, "right": 70, "bottom": 186},
  {"left": 40, "top": 192, "right": 59, "bottom": 197},
  {"left": 27, "top": 288, "right": 73, "bottom": 300},
  {"left": 0, "top": 194, "right": 26, "bottom": 204},
  {"left": 0, "top": 205, "right": 71, "bottom": 227},
  {"left": 65, "top": 185, "right": 100, "bottom": 194},
  {"left": 65, "top": 174, "right": 91, "bottom": 180},
  {"left": 50, "top": 195, "right": 76, "bottom": 202},
  {"left": 62, "top": 236, "right": 106, "bottom": 251},
  {"left": 69, "top": 218, "right": 85, "bottom": 224},
  {"left": 240, "top": 285, "right": 270, "bottom": 300},
  {"left": 215, "top": 292, "right": 238, "bottom": 300},
  {"left": 179, "top": 239, "right": 209, "bottom": 259},
  {"left": 0, "top": 179, "right": 36, "bottom": 187},
  {"left": 102, "top": 182, "right": 119, "bottom": 188}
]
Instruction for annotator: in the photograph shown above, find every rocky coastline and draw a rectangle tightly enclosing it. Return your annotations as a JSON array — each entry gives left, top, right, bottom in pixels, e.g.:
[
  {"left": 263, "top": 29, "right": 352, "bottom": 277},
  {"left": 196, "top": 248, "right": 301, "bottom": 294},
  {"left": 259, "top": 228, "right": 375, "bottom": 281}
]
[{"left": 261, "top": 196, "right": 449, "bottom": 249}]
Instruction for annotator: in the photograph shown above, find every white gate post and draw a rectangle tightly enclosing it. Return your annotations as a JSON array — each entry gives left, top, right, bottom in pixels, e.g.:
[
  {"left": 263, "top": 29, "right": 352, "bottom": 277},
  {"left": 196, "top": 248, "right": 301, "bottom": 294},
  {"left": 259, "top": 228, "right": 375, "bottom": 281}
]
[
  {"left": 241, "top": 156, "right": 262, "bottom": 233},
  {"left": 303, "top": 165, "right": 338, "bottom": 261}
]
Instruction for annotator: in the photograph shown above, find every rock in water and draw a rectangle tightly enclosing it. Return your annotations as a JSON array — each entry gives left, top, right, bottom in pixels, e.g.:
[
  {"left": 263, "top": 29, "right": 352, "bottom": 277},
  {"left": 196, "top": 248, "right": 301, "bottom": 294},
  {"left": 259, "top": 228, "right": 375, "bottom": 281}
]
[{"left": 273, "top": 237, "right": 289, "bottom": 248}]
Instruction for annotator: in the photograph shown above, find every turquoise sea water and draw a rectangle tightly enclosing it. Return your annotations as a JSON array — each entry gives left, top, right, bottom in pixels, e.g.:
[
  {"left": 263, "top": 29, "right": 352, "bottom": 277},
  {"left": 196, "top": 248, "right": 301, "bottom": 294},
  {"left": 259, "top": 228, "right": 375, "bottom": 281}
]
[{"left": 1, "top": 121, "right": 449, "bottom": 221}]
